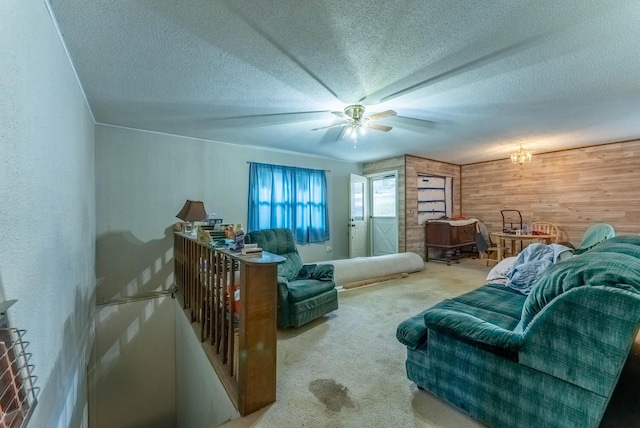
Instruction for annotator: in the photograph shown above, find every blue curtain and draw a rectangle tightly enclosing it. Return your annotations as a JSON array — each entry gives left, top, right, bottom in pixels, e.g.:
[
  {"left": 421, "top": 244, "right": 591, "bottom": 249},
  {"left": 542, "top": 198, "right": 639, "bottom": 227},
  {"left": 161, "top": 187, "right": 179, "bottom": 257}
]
[{"left": 248, "top": 162, "right": 329, "bottom": 244}]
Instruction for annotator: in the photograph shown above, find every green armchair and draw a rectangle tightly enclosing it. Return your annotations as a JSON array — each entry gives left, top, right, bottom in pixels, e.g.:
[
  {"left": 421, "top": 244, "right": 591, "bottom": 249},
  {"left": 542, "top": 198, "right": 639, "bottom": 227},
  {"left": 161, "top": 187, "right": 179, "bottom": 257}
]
[{"left": 245, "top": 228, "right": 338, "bottom": 328}]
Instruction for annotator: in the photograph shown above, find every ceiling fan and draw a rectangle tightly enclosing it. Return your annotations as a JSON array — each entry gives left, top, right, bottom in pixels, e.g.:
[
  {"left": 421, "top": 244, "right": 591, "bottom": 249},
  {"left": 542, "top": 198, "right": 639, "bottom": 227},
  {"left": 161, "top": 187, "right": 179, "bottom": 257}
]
[{"left": 311, "top": 104, "right": 397, "bottom": 136}]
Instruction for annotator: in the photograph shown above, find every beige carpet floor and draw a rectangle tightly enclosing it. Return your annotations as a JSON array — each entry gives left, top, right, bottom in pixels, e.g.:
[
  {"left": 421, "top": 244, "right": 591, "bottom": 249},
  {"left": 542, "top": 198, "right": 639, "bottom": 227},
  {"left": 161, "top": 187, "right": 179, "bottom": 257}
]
[{"left": 221, "top": 258, "right": 640, "bottom": 428}]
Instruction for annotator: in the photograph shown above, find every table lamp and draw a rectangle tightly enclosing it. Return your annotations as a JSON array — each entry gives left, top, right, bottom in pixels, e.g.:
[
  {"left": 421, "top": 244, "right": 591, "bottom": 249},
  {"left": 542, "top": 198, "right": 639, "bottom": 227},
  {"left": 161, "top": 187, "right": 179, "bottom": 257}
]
[{"left": 176, "top": 200, "right": 207, "bottom": 236}]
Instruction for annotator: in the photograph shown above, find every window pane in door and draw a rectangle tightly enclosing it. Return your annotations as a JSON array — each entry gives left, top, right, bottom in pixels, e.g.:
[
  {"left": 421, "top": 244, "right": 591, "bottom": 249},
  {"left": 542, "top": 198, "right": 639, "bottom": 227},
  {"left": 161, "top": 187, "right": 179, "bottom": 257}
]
[
  {"left": 352, "top": 181, "right": 364, "bottom": 220},
  {"left": 372, "top": 177, "right": 396, "bottom": 217}
]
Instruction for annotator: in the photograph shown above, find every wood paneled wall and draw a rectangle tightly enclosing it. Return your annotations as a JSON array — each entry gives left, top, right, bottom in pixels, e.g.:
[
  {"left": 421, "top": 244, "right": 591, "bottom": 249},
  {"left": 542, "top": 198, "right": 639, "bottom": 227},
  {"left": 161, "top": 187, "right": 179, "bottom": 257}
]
[
  {"left": 363, "top": 155, "right": 462, "bottom": 259},
  {"left": 461, "top": 140, "right": 640, "bottom": 246}
]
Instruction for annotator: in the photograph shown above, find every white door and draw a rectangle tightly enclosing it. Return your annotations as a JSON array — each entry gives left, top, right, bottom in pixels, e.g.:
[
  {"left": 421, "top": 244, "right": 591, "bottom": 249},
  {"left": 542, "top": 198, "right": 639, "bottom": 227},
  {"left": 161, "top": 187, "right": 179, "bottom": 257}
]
[
  {"left": 349, "top": 173, "right": 368, "bottom": 258},
  {"left": 371, "top": 174, "right": 398, "bottom": 256}
]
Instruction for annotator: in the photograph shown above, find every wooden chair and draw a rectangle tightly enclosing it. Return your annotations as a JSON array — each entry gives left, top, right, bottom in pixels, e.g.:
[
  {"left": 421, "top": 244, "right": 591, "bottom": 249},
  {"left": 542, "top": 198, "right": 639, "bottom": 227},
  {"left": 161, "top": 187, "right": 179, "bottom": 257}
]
[
  {"left": 475, "top": 222, "right": 500, "bottom": 265},
  {"left": 480, "top": 241, "right": 500, "bottom": 266},
  {"left": 531, "top": 221, "right": 559, "bottom": 243}
]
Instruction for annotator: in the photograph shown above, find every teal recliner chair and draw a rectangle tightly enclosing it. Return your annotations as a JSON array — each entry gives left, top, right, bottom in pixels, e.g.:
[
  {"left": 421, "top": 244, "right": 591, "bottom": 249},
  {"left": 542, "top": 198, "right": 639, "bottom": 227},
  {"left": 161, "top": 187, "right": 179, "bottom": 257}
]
[
  {"left": 575, "top": 223, "right": 615, "bottom": 254},
  {"left": 245, "top": 228, "right": 338, "bottom": 328}
]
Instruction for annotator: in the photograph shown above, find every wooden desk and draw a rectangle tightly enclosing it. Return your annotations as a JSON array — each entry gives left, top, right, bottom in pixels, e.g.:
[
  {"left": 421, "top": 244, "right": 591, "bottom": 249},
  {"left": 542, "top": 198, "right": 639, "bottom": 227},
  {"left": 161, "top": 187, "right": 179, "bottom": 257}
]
[{"left": 491, "top": 232, "right": 556, "bottom": 261}]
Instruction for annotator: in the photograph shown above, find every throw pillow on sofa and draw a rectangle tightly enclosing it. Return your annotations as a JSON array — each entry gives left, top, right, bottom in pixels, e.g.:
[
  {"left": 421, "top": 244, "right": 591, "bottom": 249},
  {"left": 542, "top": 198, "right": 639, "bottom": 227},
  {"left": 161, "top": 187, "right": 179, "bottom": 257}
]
[{"left": 296, "top": 264, "right": 317, "bottom": 280}]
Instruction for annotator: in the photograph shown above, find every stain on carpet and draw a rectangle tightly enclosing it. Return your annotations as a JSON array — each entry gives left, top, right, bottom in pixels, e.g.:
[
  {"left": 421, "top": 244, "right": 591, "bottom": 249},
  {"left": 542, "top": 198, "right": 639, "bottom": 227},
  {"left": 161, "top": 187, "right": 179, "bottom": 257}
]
[{"left": 308, "top": 379, "right": 355, "bottom": 411}]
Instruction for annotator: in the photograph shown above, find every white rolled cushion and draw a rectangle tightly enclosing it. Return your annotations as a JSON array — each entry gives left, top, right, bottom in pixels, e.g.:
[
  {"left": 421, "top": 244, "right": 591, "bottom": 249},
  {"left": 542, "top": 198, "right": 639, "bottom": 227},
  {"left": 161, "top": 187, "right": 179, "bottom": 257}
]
[{"left": 324, "top": 252, "right": 424, "bottom": 286}]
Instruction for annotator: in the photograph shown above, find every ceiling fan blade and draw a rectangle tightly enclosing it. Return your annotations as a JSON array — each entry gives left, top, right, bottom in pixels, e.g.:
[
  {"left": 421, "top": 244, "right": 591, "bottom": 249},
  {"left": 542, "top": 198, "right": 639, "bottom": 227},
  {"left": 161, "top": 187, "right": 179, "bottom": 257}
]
[
  {"left": 388, "top": 115, "right": 437, "bottom": 130},
  {"left": 331, "top": 111, "right": 348, "bottom": 119},
  {"left": 311, "top": 122, "right": 348, "bottom": 131},
  {"left": 334, "top": 126, "right": 348, "bottom": 144},
  {"left": 366, "top": 123, "right": 393, "bottom": 132},
  {"left": 203, "top": 110, "right": 332, "bottom": 129},
  {"left": 366, "top": 110, "right": 397, "bottom": 121},
  {"left": 318, "top": 125, "right": 347, "bottom": 145}
]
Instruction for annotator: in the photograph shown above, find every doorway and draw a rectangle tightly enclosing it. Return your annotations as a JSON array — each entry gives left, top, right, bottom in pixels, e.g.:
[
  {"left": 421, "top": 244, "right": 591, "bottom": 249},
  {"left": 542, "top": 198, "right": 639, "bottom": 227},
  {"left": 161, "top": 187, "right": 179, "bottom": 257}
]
[
  {"left": 349, "top": 173, "right": 368, "bottom": 258},
  {"left": 349, "top": 172, "right": 399, "bottom": 258},
  {"left": 370, "top": 173, "right": 398, "bottom": 256}
]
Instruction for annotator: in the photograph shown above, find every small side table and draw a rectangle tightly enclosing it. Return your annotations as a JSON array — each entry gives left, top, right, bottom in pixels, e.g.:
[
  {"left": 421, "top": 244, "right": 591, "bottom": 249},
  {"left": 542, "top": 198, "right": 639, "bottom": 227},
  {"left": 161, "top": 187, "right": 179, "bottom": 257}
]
[{"left": 490, "top": 232, "right": 556, "bottom": 261}]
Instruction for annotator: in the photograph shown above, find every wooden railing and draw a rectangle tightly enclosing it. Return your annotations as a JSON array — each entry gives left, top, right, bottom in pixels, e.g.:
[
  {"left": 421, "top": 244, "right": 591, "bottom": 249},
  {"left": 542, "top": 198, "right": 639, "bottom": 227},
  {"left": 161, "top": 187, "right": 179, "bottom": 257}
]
[{"left": 173, "top": 232, "right": 284, "bottom": 416}]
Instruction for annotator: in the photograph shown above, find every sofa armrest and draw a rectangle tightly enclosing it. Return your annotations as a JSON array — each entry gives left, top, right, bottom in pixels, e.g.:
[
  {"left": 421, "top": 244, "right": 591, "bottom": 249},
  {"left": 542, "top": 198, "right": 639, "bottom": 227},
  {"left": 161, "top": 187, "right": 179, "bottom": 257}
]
[
  {"left": 520, "top": 286, "right": 640, "bottom": 396},
  {"left": 424, "top": 309, "right": 523, "bottom": 351},
  {"left": 276, "top": 276, "right": 290, "bottom": 327},
  {"left": 397, "top": 309, "right": 430, "bottom": 350},
  {"left": 276, "top": 276, "right": 291, "bottom": 302}
]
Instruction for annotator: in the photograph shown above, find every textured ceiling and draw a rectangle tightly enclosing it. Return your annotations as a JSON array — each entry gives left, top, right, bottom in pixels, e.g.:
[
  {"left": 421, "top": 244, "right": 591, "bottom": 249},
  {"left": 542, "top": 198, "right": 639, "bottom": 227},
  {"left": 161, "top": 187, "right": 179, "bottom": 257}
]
[{"left": 48, "top": 0, "right": 640, "bottom": 164}]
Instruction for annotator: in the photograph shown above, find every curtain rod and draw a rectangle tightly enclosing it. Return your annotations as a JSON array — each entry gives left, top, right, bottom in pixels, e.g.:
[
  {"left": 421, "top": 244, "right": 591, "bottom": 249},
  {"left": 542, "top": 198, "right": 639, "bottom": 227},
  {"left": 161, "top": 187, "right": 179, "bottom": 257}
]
[{"left": 246, "top": 161, "right": 330, "bottom": 172}]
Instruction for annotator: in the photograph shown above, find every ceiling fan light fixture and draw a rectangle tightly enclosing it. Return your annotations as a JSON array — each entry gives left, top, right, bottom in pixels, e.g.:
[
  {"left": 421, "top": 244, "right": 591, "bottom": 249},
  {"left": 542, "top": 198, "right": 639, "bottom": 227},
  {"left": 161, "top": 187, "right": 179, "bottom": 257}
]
[
  {"left": 344, "top": 104, "right": 365, "bottom": 121},
  {"left": 311, "top": 104, "right": 397, "bottom": 147},
  {"left": 511, "top": 145, "right": 532, "bottom": 165}
]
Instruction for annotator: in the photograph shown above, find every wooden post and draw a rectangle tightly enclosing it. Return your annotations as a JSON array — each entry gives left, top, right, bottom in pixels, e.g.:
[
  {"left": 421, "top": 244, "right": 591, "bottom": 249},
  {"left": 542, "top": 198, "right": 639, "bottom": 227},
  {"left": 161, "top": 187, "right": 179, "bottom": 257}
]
[{"left": 237, "top": 256, "right": 279, "bottom": 415}]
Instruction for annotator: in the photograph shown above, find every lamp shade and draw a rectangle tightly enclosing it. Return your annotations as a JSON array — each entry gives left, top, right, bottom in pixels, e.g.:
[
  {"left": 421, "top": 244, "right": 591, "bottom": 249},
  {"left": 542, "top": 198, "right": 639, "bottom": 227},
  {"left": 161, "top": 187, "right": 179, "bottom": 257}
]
[{"left": 176, "top": 200, "right": 207, "bottom": 222}]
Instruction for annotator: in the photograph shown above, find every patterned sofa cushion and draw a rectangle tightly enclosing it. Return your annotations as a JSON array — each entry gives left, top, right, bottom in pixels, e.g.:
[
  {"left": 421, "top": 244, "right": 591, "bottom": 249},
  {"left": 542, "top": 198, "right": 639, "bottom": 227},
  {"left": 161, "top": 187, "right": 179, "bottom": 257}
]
[
  {"left": 453, "top": 283, "right": 526, "bottom": 321},
  {"left": 396, "top": 283, "right": 527, "bottom": 351},
  {"left": 422, "top": 284, "right": 526, "bottom": 351}
]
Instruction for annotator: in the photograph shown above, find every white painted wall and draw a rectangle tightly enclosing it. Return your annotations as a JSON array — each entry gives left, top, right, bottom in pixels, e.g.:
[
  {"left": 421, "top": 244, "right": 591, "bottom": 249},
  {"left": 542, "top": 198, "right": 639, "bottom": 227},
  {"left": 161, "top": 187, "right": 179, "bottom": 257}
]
[
  {"left": 0, "top": 1, "right": 96, "bottom": 426},
  {"left": 95, "top": 124, "right": 360, "bottom": 302},
  {"left": 175, "top": 301, "right": 239, "bottom": 428},
  {"left": 92, "top": 296, "right": 176, "bottom": 428}
]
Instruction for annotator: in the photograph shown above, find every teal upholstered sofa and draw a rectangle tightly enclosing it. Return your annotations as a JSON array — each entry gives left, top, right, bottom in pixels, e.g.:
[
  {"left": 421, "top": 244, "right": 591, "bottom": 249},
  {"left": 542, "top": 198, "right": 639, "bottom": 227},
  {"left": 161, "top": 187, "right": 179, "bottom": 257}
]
[
  {"left": 245, "top": 228, "right": 338, "bottom": 328},
  {"left": 397, "top": 236, "right": 640, "bottom": 427}
]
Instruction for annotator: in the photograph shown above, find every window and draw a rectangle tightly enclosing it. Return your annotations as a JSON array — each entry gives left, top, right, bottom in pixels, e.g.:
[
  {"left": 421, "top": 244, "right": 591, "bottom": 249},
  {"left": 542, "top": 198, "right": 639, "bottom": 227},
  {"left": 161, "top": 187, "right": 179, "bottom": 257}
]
[
  {"left": 248, "top": 163, "right": 329, "bottom": 244},
  {"left": 351, "top": 181, "right": 364, "bottom": 220},
  {"left": 371, "top": 175, "right": 396, "bottom": 217}
]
